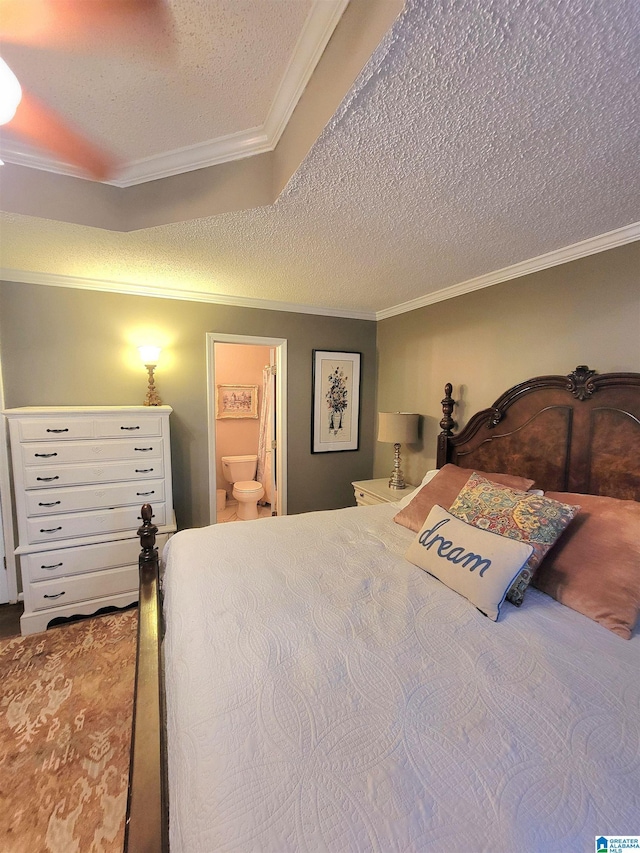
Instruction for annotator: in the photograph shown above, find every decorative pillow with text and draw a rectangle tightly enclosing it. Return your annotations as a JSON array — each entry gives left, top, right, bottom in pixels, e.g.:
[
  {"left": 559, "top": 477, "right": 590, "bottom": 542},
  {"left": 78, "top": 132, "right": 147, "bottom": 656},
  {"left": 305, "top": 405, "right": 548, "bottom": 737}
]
[{"left": 405, "top": 505, "right": 534, "bottom": 621}]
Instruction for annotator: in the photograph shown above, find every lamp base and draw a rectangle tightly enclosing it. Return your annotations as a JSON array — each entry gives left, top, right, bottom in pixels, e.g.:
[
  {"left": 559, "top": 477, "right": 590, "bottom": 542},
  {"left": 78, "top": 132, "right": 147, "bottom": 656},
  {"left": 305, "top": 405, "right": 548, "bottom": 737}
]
[
  {"left": 388, "top": 473, "right": 407, "bottom": 489},
  {"left": 143, "top": 364, "right": 162, "bottom": 406},
  {"left": 388, "top": 442, "right": 406, "bottom": 489}
]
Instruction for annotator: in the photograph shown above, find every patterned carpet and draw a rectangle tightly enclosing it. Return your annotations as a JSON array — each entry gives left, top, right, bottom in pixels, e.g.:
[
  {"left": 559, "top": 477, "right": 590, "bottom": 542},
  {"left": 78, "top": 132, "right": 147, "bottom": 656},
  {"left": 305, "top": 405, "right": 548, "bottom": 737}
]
[{"left": 0, "top": 609, "right": 137, "bottom": 853}]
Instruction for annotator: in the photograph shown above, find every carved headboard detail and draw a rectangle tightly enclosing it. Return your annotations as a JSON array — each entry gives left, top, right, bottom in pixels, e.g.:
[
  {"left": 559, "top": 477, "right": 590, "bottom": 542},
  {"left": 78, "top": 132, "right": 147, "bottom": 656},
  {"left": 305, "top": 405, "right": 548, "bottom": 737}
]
[{"left": 437, "top": 366, "right": 640, "bottom": 500}]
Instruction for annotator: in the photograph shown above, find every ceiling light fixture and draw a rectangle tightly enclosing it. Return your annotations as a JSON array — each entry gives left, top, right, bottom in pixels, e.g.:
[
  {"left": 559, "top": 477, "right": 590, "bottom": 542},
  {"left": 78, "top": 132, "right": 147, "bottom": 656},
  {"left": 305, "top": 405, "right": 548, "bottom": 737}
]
[{"left": 0, "top": 57, "right": 22, "bottom": 125}]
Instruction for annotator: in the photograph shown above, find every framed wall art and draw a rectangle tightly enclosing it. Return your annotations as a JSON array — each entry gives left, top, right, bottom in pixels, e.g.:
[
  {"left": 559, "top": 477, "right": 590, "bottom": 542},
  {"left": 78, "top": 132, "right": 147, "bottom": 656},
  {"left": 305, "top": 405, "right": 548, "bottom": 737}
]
[
  {"left": 216, "top": 384, "right": 259, "bottom": 419},
  {"left": 312, "top": 350, "right": 361, "bottom": 452}
]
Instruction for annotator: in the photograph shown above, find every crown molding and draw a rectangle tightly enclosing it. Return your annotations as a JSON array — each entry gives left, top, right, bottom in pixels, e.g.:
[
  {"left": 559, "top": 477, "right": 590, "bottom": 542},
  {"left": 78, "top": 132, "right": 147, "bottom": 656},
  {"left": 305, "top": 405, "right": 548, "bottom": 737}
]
[
  {"left": 0, "top": 269, "right": 376, "bottom": 321},
  {"left": 112, "top": 127, "right": 272, "bottom": 187},
  {"left": 4, "top": 224, "right": 635, "bottom": 324},
  {"left": 376, "top": 222, "right": 640, "bottom": 320},
  {"left": 263, "top": 0, "right": 350, "bottom": 145},
  {"left": 0, "top": 0, "right": 349, "bottom": 188},
  {"left": 0, "top": 120, "right": 272, "bottom": 187}
]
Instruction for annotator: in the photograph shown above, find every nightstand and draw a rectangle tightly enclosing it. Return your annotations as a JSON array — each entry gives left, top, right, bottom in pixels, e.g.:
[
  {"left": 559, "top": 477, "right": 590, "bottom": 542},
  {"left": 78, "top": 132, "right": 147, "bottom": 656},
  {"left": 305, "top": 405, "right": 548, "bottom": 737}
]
[{"left": 352, "top": 478, "right": 416, "bottom": 507}]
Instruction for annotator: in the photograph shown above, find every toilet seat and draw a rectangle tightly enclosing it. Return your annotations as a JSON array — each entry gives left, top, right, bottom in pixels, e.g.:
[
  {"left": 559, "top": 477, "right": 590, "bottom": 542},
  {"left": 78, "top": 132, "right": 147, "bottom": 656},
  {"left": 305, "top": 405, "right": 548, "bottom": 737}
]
[{"left": 233, "top": 480, "right": 263, "bottom": 495}]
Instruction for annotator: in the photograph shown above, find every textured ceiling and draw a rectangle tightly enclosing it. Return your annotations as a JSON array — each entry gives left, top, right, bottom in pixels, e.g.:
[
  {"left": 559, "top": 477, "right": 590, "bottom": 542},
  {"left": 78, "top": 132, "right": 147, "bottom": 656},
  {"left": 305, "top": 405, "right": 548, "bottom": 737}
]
[
  {"left": 1, "top": 0, "right": 639, "bottom": 316},
  {"left": 0, "top": 0, "right": 314, "bottom": 161}
]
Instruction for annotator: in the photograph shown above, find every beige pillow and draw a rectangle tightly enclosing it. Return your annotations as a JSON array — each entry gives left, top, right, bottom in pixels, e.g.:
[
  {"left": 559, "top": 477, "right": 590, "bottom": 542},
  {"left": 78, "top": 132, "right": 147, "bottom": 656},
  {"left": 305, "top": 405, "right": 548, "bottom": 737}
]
[
  {"left": 533, "top": 492, "right": 640, "bottom": 639},
  {"left": 406, "top": 505, "right": 533, "bottom": 621},
  {"left": 394, "top": 464, "right": 535, "bottom": 533}
]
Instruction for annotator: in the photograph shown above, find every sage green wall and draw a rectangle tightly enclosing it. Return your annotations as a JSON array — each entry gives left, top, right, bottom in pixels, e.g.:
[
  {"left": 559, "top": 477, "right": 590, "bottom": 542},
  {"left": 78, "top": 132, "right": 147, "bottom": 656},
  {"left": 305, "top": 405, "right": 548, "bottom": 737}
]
[
  {"left": 375, "top": 241, "right": 640, "bottom": 487},
  {"left": 0, "top": 282, "right": 377, "bottom": 529}
]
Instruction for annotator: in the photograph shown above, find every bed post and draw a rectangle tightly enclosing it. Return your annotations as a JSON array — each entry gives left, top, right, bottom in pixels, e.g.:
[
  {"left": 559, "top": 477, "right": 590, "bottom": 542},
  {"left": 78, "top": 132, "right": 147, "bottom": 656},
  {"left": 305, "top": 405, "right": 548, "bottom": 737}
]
[
  {"left": 436, "top": 382, "right": 456, "bottom": 468},
  {"left": 125, "top": 504, "right": 168, "bottom": 853}
]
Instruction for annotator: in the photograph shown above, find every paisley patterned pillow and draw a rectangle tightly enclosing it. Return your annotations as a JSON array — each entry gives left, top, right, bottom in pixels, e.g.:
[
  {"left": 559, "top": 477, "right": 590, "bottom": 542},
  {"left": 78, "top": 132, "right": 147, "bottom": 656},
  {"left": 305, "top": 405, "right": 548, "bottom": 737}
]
[{"left": 449, "top": 473, "right": 580, "bottom": 606}]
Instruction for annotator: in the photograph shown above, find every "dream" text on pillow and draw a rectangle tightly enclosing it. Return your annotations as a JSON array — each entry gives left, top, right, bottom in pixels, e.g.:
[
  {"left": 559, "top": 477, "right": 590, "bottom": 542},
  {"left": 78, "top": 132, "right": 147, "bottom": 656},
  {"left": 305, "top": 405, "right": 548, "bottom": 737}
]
[{"left": 418, "top": 517, "right": 491, "bottom": 576}]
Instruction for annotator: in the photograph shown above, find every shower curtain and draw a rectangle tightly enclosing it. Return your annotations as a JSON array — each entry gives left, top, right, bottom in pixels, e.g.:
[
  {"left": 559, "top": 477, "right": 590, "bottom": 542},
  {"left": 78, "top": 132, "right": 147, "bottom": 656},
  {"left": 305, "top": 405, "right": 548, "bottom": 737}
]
[{"left": 257, "top": 365, "right": 274, "bottom": 506}]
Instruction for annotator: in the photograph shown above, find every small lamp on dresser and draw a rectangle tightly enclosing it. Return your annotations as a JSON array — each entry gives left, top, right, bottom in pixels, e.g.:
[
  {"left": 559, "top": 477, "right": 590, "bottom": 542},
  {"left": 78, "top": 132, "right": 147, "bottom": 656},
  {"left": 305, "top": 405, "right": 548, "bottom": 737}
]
[
  {"left": 138, "top": 346, "right": 162, "bottom": 406},
  {"left": 377, "top": 411, "right": 419, "bottom": 489}
]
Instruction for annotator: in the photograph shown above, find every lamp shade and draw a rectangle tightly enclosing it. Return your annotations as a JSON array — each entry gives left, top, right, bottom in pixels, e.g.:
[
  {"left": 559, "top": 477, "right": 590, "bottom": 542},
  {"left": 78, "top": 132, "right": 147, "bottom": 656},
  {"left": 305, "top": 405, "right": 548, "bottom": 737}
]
[
  {"left": 377, "top": 412, "right": 419, "bottom": 444},
  {"left": 138, "top": 345, "right": 161, "bottom": 365}
]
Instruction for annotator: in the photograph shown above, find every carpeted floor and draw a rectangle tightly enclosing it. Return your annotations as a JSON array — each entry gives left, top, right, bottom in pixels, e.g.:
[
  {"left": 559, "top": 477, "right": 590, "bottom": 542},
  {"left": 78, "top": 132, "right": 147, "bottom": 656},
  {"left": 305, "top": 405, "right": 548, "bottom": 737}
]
[{"left": 0, "top": 609, "right": 137, "bottom": 853}]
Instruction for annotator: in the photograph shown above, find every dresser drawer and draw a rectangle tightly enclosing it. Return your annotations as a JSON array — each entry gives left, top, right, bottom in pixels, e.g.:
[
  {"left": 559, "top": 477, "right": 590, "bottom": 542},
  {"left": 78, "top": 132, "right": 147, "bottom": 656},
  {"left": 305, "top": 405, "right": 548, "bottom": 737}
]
[
  {"left": 28, "top": 564, "right": 140, "bottom": 611},
  {"left": 23, "top": 533, "right": 170, "bottom": 581},
  {"left": 25, "top": 479, "right": 165, "bottom": 516},
  {"left": 94, "top": 416, "right": 163, "bottom": 439},
  {"left": 22, "top": 438, "right": 164, "bottom": 466},
  {"left": 15, "top": 417, "right": 95, "bottom": 442},
  {"left": 25, "top": 503, "right": 167, "bottom": 545},
  {"left": 354, "top": 489, "right": 384, "bottom": 506},
  {"left": 23, "top": 457, "right": 165, "bottom": 489}
]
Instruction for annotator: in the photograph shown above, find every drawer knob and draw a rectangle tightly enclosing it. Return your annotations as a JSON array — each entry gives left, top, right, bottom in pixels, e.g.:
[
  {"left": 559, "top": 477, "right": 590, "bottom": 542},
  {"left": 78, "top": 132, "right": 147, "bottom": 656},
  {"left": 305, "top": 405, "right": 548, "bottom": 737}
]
[
  {"left": 40, "top": 526, "right": 62, "bottom": 533},
  {"left": 135, "top": 468, "right": 153, "bottom": 473},
  {"left": 135, "top": 447, "right": 153, "bottom": 452},
  {"left": 43, "top": 591, "right": 66, "bottom": 599},
  {"left": 35, "top": 452, "right": 58, "bottom": 458},
  {"left": 38, "top": 500, "right": 61, "bottom": 507},
  {"left": 46, "top": 428, "right": 69, "bottom": 433},
  {"left": 120, "top": 425, "right": 140, "bottom": 430},
  {"left": 37, "top": 475, "right": 59, "bottom": 482},
  {"left": 137, "top": 490, "right": 155, "bottom": 496},
  {"left": 41, "top": 562, "right": 63, "bottom": 570}
]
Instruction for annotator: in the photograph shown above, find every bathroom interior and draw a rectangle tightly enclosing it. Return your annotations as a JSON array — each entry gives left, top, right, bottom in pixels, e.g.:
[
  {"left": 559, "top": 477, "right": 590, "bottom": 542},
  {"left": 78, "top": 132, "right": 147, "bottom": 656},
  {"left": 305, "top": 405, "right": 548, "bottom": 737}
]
[{"left": 214, "top": 342, "right": 275, "bottom": 523}]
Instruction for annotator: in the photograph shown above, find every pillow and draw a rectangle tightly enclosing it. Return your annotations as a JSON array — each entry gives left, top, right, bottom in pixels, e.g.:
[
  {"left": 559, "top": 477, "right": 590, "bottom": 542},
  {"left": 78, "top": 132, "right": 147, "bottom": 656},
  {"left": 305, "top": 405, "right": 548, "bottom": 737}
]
[
  {"left": 449, "top": 473, "right": 580, "bottom": 606},
  {"left": 394, "top": 464, "right": 535, "bottom": 532},
  {"left": 395, "top": 469, "right": 439, "bottom": 509},
  {"left": 532, "top": 492, "right": 640, "bottom": 640},
  {"left": 405, "top": 505, "right": 534, "bottom": 621}
]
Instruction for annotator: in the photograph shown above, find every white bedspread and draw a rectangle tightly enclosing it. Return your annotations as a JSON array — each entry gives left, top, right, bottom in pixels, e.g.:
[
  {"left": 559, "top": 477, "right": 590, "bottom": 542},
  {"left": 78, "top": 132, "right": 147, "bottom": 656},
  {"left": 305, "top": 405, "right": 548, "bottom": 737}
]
[{"left": 163, "top": 504, "right": 640, "bottom": 853}]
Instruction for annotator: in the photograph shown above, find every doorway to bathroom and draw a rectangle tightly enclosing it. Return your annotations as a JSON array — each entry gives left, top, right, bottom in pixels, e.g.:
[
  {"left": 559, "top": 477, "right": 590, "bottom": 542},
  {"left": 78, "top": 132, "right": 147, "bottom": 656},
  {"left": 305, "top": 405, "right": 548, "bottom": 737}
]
[{"left": 206, "top": 333, "right": 287, "bottom": 525}]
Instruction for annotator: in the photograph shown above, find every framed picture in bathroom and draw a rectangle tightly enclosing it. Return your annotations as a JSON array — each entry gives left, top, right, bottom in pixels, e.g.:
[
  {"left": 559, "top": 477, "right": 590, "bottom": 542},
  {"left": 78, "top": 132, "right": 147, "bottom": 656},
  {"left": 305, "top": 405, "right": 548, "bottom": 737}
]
[
  {"left": 216, "top": 384, "right": 259, "bottom": 419},
  {"left": 311, "top": 350, "right": 361, "bottom": 453}
]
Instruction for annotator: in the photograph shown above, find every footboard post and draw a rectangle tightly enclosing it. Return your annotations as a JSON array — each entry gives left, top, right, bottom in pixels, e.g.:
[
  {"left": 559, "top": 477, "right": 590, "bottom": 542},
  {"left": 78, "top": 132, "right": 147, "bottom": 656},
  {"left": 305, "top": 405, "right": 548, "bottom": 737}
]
[{"left": 125, "top": 503, "right": 168, "bottom": 853}]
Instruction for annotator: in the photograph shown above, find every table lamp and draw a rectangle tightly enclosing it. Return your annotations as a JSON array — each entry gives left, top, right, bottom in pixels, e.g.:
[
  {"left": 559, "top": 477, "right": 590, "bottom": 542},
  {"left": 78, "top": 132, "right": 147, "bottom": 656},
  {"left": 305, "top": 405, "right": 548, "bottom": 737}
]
[
  {"left": 138, "top": 345, "right": 162, "bottom": 406},
  {"left": 377, "top": 412, "right": 419, "bottom": 489}
]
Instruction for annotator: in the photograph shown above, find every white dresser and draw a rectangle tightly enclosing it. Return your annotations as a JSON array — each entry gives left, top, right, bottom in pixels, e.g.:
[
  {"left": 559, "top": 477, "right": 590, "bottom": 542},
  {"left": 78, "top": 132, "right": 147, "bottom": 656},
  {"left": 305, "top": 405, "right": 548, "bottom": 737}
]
[{"left": 5, "top": 406, "right": 176, "bottom": 635}]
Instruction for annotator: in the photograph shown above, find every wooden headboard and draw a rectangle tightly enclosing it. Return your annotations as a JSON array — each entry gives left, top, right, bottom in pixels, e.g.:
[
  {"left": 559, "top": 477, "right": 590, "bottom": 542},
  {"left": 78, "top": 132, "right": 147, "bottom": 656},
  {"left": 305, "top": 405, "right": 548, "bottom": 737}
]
[{"left": 437, "top": 366, "right": 640, "bottom": 500}]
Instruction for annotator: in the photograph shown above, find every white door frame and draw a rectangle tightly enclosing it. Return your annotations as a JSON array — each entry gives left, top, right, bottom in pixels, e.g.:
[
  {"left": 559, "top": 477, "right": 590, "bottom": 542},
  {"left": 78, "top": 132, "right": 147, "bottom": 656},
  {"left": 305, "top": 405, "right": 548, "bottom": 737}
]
[{"left": 206, "top": 333, "right": 288, "bottom": 524}]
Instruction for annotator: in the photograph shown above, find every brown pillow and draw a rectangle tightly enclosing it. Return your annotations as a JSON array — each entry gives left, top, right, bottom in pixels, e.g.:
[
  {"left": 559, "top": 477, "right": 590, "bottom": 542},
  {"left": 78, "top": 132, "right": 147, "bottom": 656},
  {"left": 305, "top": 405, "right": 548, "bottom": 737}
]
[
  {"left": 393, "top": 464, "right": 535, "bottom": 533},
  {"left": 532, "top": 492, "right": 640, "bottom": 640}
]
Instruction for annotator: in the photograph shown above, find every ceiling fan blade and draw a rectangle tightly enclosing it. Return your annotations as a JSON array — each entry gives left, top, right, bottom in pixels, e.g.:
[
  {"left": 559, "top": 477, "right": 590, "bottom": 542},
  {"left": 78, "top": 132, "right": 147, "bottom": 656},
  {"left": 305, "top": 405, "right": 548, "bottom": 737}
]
[
  {"left": 0, "top": 0, "right": 172, "bottom": 53},
  {"left": 6, "top": 89, "right": 118, "bottom": 180}
]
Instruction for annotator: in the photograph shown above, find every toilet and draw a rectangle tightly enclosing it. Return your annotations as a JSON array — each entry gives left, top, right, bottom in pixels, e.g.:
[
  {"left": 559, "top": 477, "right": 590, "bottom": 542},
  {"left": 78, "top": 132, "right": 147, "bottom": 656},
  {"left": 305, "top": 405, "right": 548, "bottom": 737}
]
[{"left": 221, "top": 455, "right": 265, "bottom": 520}]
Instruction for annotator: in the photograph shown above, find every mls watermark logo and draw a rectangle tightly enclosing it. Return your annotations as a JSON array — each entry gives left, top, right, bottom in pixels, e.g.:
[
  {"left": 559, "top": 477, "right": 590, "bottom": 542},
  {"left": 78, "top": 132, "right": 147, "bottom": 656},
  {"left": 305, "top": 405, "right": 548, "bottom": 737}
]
[{"left": 596, "top": 837, "right": 640, "bottom": 852}]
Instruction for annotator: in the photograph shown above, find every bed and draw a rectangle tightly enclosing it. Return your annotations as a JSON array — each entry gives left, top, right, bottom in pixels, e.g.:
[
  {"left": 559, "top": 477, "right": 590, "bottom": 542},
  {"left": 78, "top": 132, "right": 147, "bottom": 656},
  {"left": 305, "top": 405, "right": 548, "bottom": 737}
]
[{"left": 125, "top": 365, "right": 640, "bottom": 852}]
